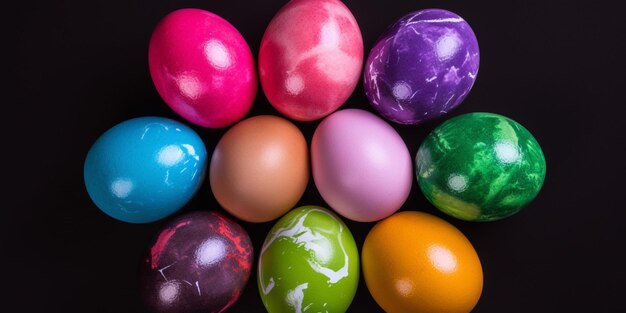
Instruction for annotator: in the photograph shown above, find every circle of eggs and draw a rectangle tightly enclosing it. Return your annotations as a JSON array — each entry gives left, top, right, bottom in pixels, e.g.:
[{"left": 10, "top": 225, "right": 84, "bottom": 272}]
[
  {"left": 259, "top": 0, "right": 364, "bottom": 121},
  {"left": 210, "top": 115, "right": 309, "bottom": 222},
  {"left": 312, "top": 109, "right": 412, "bottom": 222},
  {"left": 258, "top": 206, "right": 359, "bottom": 313},
  {"left": 149, "top": 8, "right": 257, "bottom": 128},
  {"left": 362, "top": 211, "right": 483, "bottom": 313},
  {"left": 363, "top": 8, "right": 479, "bottom": 125},
  {"left": 84, "top": 117, "right": 207, "bottom": 223},
  {"left": 416, "top": 112, "right": 546, "bottom": 221},
  {"left": 140, "top": 211, "right": 253, "bottom": 313}
]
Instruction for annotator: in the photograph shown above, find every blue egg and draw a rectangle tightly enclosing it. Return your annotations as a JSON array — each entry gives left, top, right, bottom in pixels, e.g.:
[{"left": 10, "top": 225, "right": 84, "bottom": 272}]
[{"left": 84, "top": 117, "right": 207, "bottom": 223}]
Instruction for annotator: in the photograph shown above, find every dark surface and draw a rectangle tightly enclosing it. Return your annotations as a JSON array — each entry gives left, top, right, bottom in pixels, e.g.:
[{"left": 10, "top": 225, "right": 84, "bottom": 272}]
[{"left": 5, "top": 0, "right": 626, "bottom": 312}]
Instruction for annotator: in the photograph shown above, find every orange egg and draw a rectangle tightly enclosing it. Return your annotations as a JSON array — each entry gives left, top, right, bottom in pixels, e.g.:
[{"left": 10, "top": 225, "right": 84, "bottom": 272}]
[
  {"left": 362, "top": 211, "right": 483, "bottom": 313},
  {"left": 209, "top": 115, "right": 309, "bottom": 222}
]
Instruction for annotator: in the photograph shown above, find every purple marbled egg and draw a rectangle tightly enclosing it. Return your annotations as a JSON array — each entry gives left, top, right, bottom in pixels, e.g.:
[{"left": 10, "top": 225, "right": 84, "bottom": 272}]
[
  {"left": 364, "top": 9, "right": 479, "bottom": 125},
  {"left": 139, "top": 211, "right": 253, "bottom": 313}
]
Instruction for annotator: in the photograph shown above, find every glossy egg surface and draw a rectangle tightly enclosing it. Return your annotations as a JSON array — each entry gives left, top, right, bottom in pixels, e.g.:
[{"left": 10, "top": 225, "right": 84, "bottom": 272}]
[
  {"left": 362, "top": 211, "right": 483, "bottom": 313},
  {"left": 312, "top": 109, "right": 412, "bottom": 222},
  {"left": 364, "top": 9, "right": 479, "bottom": 125},
  {"left": 140, "top": 211, "right": 253, "bottom": 313},
  {"left": 149, "top": 8, "right": 257, "bottom": 128},
  {"left": 84, "top": 117, "right": 206, "bottom": 223},
  {"left": 210, "top": 115, "right": 309, "bottom": 223},
  {"left": 258, "top": 206, "right": 359, "bottom": 313},
  {"left": 259, "top": 0, "right": 363, "bottom": 121},
  {"left": 416, "top": 112, "right": 546, "bottom": 221}
]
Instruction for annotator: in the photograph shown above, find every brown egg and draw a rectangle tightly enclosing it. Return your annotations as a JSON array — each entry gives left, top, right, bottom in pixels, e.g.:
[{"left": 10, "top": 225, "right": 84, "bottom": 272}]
[{"left": 210, "top": 115, "right": 309, "bottom": 222}]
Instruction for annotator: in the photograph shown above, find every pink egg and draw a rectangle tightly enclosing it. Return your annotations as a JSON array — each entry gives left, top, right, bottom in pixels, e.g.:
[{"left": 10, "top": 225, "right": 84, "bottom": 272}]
[
  {"left": 149, "top": 9, "right": 257, "bottom": 128},
  {"left": 259, "top": 0, "right": 363, "bottom": 121},
  {"left": 311, "top": 109, "right": 413, "bottom": 222}
]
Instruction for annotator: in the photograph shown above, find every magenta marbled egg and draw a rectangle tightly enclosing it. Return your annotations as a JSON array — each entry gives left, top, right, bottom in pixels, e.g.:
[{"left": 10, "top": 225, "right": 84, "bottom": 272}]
[
  {"left": 259, "top": 0, "right": 363, "bottom": 121},
  {"left": 311, "top": 109, "right": 413, "bottom": 222},
  {"left": 149, "top": 9, "right": 257, "bottom": 128}
]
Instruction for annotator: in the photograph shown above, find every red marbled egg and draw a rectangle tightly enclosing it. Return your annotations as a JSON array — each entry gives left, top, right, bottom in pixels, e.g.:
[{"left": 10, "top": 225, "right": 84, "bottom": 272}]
[
  {"left": 259, "top": 0, "right": 363, "bottom": 121},
  {"left": 139, "top": 211, "right": 253, "bottom": 313}
]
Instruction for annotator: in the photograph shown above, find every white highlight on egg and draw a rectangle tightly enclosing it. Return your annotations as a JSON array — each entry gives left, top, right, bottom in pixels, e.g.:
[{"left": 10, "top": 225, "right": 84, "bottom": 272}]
[
  {"left": 427, "top": 244, "right": 458, "bottom": 273},
  {"left": 158, "top": 281, "right": 179, "bottom": 305},
  {"left": 364, "top": 140, "right": 389, "bottom": 168},
  {"left": 285, "top": 74, "right": 305, "bottom": 95},
  {"left": 447, "top": 174, "right": 468, "bottom": 192},
  {"left": 395, "top": 279, "right": 414, "bottom": 297},
  {"left": 111, "top": 178, "right": 133, "bottom": 199},
  {"left": 176, "top": 74, "right": 202, "bottom": 100},
  {"left": 494, "top": 140, "right": 521, "bottom": 164},
  {"left": 204, "top": 40, "right": 232, "bottom": 69},
  {"left": 195, "top": 239, "right": 226, "bottom": 267},
  {"left": 392, "top": 81, "right": 412, "bottom": 100},
  {"left": 436, "top": 31, "right": 461, "bottom": 61},
  {"left": 158, "top": 145, "right": 184, "bottom": 166}
]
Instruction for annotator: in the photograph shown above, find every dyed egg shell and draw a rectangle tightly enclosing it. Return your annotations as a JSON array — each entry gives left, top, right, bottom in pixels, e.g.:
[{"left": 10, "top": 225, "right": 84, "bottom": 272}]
[
  {"left": 416, "top": 112, "right": 546, "bottom": 221},
  {"left": 364, "top": 9, "right": 479, "bottom": 125},
  {"left": 84, "top": 117, "right": 206, "bottom": 223},
  {"left": 362, "top": 211, "right": 483, "bottom": 313},
  {"left": 140, "top": 211, "right": 253, "bottom": 313},
  {"left": 210, "top": 115, "right": 309, "bottom": 222},
  {"left": 149, "top": 8, "right": 257, "bottom": 128},
  {"left": 258, "top": 206, "right": 359, "bottom": 313},
  {"left": 311, "top": 109, "right": 412, "bottom": 222},
  {"left": 259, "top": 0, "right": 363, "bottom": 121}
]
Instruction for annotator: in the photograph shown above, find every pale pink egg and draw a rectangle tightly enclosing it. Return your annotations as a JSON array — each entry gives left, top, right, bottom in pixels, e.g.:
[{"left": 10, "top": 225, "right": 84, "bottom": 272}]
[
  {"left": 259, "top": 0, "right": 363, "bottom": 121},
  {"left": 149, "top": 9, "right": 257, "bottom": 128},
  {"left": 311, "top": 109, "right": 413, "bottom": 222}
]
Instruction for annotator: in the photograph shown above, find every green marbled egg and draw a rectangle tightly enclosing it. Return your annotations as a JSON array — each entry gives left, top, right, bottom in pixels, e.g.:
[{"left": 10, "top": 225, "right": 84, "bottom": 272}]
[
  {"left": 258, "top": 206, "right": 359, "bottom": 313},
  {"left": 416, "top": 112, "right": 546, "bottom": 221}
]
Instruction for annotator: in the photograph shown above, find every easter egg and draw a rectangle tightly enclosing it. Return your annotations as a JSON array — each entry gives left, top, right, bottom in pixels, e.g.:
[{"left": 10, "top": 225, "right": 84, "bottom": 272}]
[
  {"left": 140, "top": 211, "right": 253, "bottom": 313},
  {"left": 364, "top": 9, "right": 479, "bottom": 125},
  {"left": 416, "top": 112, "right": 546, "bottom": 221},
  {"left": 84, "top": 117, "right": 206, "bottom": 223},
  {"left": 210, "top": 115, "right": 309, "bottom": 222},
  {"left": 149, "top": 8, "right": 257, "bottom": 128},
  {"left": 259, "top": 0, "right": 363, "bottom": 121},
  {"left": 362, "top": 211, "right": 483, "bottom": 313},
  {"left": 311, "top": 109, "right": 412, "bottom": 222},
  {"left": 258, "top": 206, "right": 359, "bottom": 313}
]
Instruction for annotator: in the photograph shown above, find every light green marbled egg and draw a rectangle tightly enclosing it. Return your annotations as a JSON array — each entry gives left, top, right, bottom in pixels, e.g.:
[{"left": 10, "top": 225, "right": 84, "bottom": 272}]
[{"left": 257, "top": 206, "right": 359, "bottom": 313}]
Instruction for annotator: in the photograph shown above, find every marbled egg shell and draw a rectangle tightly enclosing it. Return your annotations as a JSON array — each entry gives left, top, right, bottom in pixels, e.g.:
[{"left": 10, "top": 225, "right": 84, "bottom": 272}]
[
  {"left": 84, "top": 117, "right": 206, "bottom": 223},
  {"left": 140, "top": 211, "right": 253, "bottom": 313},
  {"left": 364, "top": 9, "right": 479, "bottom": 125},
  {"left": 259, "top": 0, "right": 363, "bottom": 121},
  {"left": 312, "top": 109, "right": 412, "bottom": 222},
  {"left": 258, "top": 206, "right": 359, "bottom": 313},
  {"left": 149, "top": 8, "right": 257, "bottom": 128},
  {"left": 416, "top": 112, "right": 546, "bottom": 221}
]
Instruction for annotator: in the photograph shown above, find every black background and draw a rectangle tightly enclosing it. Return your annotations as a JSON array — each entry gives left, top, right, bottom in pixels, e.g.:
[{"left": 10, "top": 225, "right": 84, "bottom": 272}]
[{"left": 5, "top": 0, "right": 626, "bottom": 312}]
